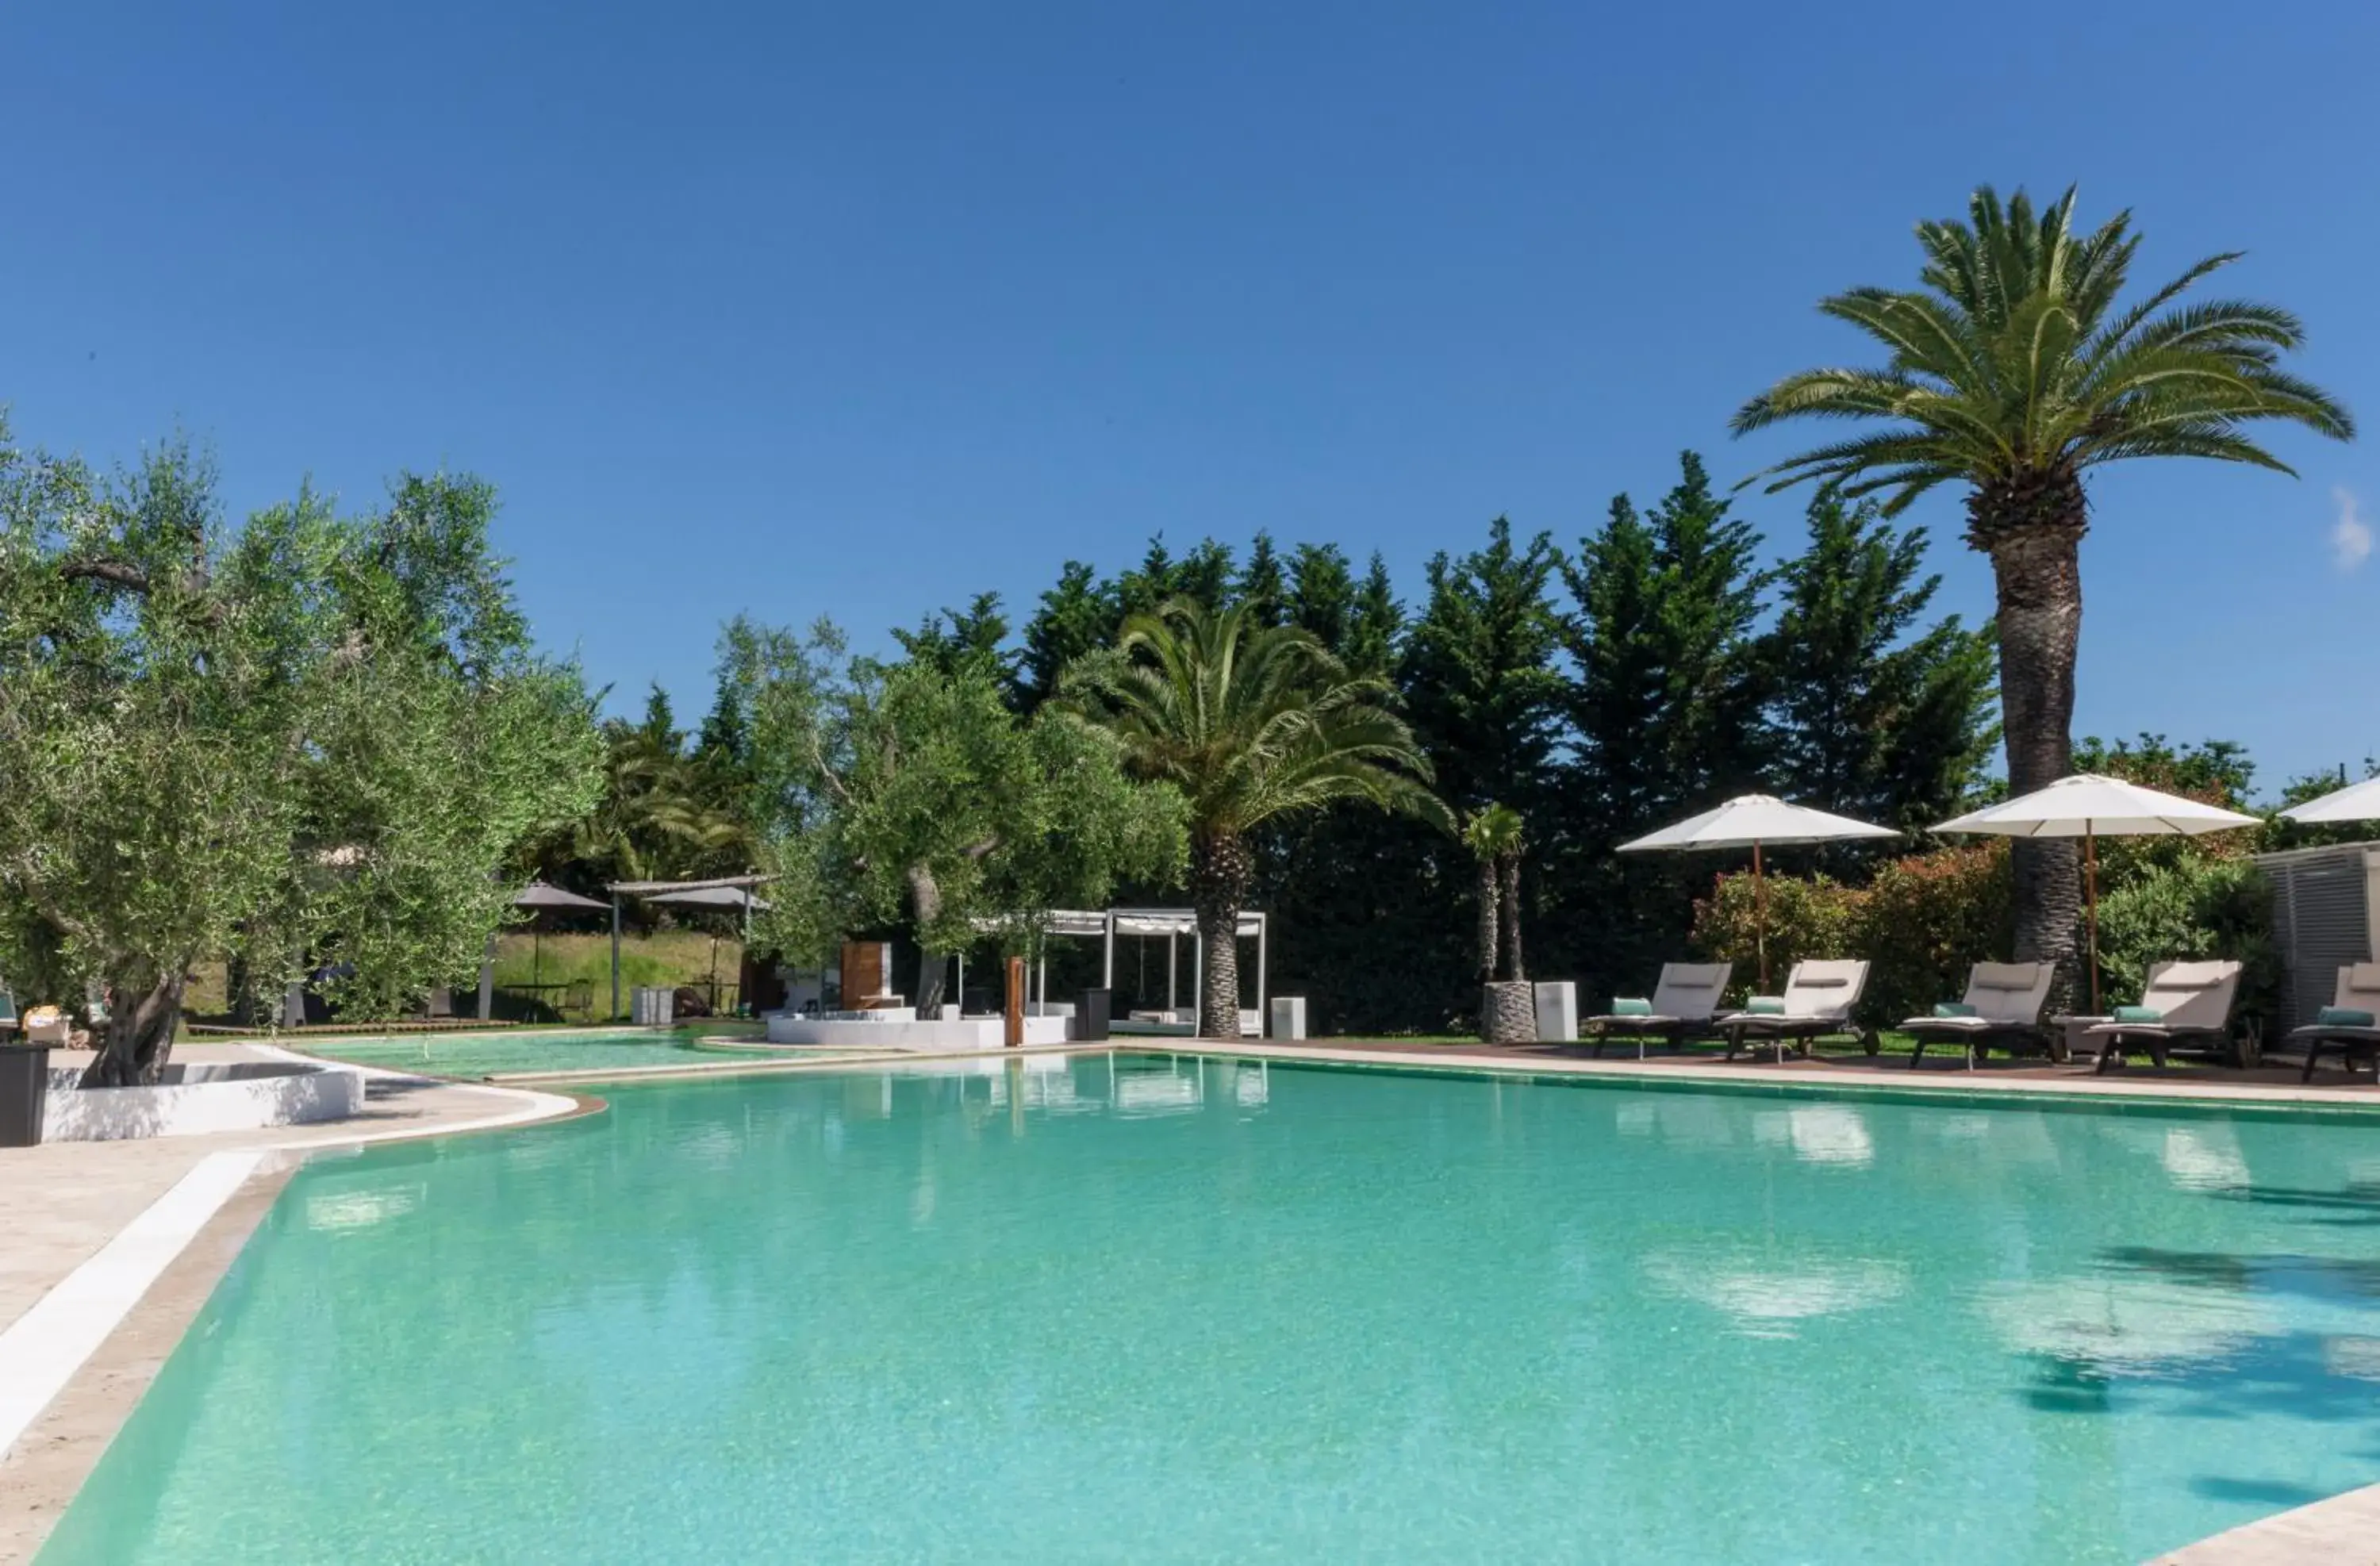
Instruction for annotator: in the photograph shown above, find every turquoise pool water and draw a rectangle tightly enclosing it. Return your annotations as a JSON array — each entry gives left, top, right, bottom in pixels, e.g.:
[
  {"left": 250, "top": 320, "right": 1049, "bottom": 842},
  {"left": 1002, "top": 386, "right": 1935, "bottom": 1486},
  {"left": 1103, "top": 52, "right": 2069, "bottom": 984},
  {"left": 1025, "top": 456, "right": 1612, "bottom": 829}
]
[
  {"left": 42, "top": 1057, "right": 2380, "bottom": 1562},
  {"left": 298, "top": 1027, "right": 746, "bottom": 1077}
]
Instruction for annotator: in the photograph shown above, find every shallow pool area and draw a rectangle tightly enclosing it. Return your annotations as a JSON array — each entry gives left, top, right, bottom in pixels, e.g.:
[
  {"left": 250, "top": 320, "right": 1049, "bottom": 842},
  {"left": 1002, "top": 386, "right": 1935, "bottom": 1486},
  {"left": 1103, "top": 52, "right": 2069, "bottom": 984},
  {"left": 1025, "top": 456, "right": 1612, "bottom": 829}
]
[
  {"left": 293, "top": 1027, "right": 759, "bottom": 1077},
  {"left": 39, "top": 1054, "right": 2380, "bottom": 1562}
]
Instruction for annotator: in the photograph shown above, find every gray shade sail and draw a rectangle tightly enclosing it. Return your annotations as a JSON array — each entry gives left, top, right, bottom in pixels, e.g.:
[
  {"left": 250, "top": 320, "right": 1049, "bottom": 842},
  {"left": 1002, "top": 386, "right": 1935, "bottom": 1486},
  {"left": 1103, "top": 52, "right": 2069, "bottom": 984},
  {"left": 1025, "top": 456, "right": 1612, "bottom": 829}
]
[
  {"left": 643, "top": 886, "right": 774, "bottom": 912},
  {"left": 512, "top": 881, "right": 608, "bottom": 911}
]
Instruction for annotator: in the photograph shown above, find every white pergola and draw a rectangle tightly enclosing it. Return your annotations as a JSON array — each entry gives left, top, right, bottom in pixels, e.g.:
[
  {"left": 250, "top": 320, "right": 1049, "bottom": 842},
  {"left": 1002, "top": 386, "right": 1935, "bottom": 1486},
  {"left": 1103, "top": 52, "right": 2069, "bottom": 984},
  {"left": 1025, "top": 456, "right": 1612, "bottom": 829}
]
[{"left": 962, "top": 907, "right": 1268, "bottom": 1034}]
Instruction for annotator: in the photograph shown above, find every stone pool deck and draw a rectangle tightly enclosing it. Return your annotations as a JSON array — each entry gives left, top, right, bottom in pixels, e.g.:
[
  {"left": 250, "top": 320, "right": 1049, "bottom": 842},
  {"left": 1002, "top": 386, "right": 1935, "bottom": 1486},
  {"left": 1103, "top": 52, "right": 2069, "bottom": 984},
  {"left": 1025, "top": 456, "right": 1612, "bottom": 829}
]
[
  {"left": 6, "top": 1032, "right": 2378, "bottom": 1563},
  {"left": 0, "top": 1045, "right": 585, "bottom": 1564}
]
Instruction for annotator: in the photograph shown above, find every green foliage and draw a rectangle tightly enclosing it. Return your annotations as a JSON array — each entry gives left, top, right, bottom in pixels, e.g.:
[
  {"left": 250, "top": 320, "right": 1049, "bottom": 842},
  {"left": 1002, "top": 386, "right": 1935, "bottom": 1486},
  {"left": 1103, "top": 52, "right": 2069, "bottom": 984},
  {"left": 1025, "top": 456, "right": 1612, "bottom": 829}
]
[
  {"left": 1069, "top": 598, "right": 1446, "bottom": 845},
  {"left": 1691, "top": 843, "right": 2013, "bottom": 1024},
  {"left": 2074, "top": 732, "right": 2255, "bottom": 807},
  {"left": 0, "top": 423, "right": 601, "bottom": 1076},
  {"left": 1688, "top": 871, "right": 1864, "bottom": 1001},
  {"left": 719, "top": 616, "right": 1185, "bottom": 985},
  {"left": 1760, "top": 492, "right": 1998, "bottom": 831},
  {"left": 1069, "top": 597, "right": 1445, "bottom": 1032},
  {"left": 2094, "top": 858, "right": 2279, "bottom": 1023},
  {"left": 892, "top": 591, "right": 1023, "bottom": 697},
  {"left": 1564, "top": 454, "right": 1768, "bottom": 831},
  {"left": 1733, "top": 184, "right": 2354, "bottom": 520},
  {"left": 1553, "top": 455, "right": 1773, "bottom": 998},
  {"left": 1401, "top": 518, "right": 1567, "bottom": 816},
  {"left": 1238, "top": 532, "right": 1287, "bottom": 628}
]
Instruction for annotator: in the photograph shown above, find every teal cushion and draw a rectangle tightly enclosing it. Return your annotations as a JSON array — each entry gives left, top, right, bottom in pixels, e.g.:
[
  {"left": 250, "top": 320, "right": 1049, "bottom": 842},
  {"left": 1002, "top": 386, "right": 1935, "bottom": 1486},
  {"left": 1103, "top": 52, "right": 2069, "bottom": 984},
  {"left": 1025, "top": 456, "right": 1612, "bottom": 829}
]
[
  {"left": 1610, "top": 997, "right": 1652, "bottom": 1017},
  {"left": 1933, "top": 1002, "right": 1979, "bottom": 1019},
  {"left": 2113, "top": 1005, "right": 2163, "bottom": 1024},
  {"left": 2318, "top": 1007, "right": 2376, "bottom": 1028},
  {"left": 1745, "top": 996, "right": 1785, "bottom": 1015}
]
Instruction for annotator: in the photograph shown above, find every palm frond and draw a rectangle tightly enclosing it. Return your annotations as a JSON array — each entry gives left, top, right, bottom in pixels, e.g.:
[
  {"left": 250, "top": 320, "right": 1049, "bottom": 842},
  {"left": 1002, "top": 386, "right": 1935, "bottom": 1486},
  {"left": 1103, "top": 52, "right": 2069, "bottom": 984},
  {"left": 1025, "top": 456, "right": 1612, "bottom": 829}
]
[{"left": 1735, "top": 183, "right": 2352, "bottom": 512}]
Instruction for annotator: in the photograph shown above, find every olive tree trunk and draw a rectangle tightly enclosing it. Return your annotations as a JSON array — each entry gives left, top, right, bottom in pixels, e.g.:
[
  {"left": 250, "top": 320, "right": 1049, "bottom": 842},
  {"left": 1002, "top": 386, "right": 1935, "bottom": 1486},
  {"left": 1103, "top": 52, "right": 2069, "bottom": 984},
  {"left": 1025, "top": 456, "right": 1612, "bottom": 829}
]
[
  {"left": 907, "top": 862, "right": 949, "bottom": 1016},
  {"left": 1983, "top": 511, "right": 2084, "bottom": 1005},
  {"left": 78, "top": 968, "right": 186, "bottom": 1088},
  {"left": 1191, "top": 828, "right": 1251, "bottom": 1041}
]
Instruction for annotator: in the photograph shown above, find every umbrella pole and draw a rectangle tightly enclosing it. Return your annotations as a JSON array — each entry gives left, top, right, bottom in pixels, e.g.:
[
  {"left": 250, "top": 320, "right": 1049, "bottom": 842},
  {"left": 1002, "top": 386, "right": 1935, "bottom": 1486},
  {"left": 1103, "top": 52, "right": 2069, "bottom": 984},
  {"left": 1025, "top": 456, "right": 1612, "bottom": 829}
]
[
  {"left": 2085, "top": 827, "right": 2101, "bottom": 1015},
  {"left": 1752, "top": 839, "right": 1768, "bottom": 992}
]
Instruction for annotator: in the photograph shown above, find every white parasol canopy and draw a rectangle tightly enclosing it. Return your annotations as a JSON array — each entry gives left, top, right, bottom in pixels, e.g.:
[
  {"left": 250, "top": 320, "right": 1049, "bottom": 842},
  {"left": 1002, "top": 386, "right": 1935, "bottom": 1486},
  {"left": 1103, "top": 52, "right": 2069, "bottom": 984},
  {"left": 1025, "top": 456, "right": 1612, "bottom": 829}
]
[
  {"left": 1619, "top": 795, "right": 1897, "bottom": 988},
  {"left": 1618, "top": 795, "right": 1901, "bottom": 854},
  {"left": 1934, "top": 773, "right": 2259, "bottom": 1011},
  {"left": 1935, "top": 774, "right": 2261, "bottom": 839},
  {"left": 2279, "top": 775, "right": 2380, "bottom": 824}
]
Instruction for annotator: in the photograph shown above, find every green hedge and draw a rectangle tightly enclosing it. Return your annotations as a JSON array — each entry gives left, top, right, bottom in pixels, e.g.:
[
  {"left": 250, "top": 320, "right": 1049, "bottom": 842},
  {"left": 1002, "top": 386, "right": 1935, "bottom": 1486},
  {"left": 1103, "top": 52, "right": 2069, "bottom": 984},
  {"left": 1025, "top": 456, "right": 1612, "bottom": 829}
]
[
  {"left": 1687, "top": 840, "right": 2281, "bottom": 1033},
  {"left": 1688, "top": 843, "right": 2011, "bottom": 1027}
]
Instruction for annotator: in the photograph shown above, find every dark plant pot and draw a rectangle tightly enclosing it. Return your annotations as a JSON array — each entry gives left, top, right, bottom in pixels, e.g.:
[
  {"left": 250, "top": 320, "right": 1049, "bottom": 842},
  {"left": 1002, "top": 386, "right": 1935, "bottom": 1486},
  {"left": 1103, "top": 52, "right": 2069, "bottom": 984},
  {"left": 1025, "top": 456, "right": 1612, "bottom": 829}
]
[
  {"left": 0, "top": 1043, "right": 53, "bottom": 1147},
  {"left": 1074, "top": 988, "right": 1112, "bottom": 1043},
  {"left": 1480, "top": 982, "right": 1537, "bottom": 1046}
]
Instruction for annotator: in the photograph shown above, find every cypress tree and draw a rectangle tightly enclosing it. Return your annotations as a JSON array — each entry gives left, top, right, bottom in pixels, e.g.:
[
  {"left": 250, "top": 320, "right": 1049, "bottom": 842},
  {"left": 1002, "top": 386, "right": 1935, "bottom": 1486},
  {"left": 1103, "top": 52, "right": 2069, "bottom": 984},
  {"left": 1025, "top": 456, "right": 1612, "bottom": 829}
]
[{"left": 1760, "top": 493, "right": 1998, "bottom": 830}]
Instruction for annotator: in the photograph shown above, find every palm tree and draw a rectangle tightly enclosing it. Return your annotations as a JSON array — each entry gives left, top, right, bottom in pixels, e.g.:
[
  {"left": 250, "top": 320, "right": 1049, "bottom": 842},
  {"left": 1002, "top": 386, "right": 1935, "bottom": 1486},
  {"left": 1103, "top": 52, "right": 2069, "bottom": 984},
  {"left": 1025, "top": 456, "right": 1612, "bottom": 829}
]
[
  {"left": 1463, "top": 803, "right": 1526, "bottom": 984},
  {"left": 1069, "top": 598, "right": 1445, "bottom": 1039},
  {"left": 1733, "top": 185, "right": 2352, "bottom": 988}
]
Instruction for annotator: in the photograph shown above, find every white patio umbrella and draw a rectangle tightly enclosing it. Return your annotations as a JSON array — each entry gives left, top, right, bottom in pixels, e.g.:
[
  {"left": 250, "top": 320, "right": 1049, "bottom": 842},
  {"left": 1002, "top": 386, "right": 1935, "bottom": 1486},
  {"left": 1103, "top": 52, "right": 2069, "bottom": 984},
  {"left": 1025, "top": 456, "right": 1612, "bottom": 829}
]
[
  {"left": 1618, "top": 795, "right": 1898, "bottom": 988},
  {"left": 1934, "top": 773, "right": 2259, "bottom": 1012},
  {"left": 2279, "top": 774, "right": 2380, "bottom": 824}
]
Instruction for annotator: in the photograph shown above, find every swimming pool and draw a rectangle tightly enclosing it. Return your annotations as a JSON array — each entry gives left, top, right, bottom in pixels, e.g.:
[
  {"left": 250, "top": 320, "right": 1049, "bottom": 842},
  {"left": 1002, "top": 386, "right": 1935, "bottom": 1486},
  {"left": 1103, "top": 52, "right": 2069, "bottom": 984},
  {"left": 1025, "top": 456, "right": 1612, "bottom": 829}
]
[{"left": 40, "top": 1055, "right": 2380, "bottom": 1561}]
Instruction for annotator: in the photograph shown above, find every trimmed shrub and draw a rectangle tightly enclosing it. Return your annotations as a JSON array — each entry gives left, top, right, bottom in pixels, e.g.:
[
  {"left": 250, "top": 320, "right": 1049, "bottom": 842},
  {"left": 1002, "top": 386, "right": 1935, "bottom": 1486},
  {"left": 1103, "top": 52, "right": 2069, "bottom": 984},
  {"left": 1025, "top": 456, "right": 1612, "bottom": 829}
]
[
  {"left": 1687, "top": 869, "right": 1864, "bottom": 1004},
  {"left": 1689, "top": 842, "right": 2012, "bottom": 1027},
  {"left": 2094, "top": 858, "right": 2279, "bottom": 1026}
]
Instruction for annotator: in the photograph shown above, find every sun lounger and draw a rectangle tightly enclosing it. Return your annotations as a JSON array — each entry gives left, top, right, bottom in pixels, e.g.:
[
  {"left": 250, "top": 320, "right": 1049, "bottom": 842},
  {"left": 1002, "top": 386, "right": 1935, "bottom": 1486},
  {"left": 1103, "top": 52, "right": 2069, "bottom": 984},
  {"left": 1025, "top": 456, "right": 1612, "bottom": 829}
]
[
  {"left": 1581, "top": 963, "right": 1732, "bottom": 1057},
  {"left": 0, "top": 990, "right": 17, "bottom": 1041},
  {"left": 1899, "top": 961, "right": 2055, "bottom": 1069},
  {"left": 1719, "top": 960, "right": 1869, "bottom": 1064},
  {"left": 2082, "top": 960, "right": 2243, "bottom": 1073},
  {"left": 2289, "top": 962, "right": 2380, "bottom": 1082}
]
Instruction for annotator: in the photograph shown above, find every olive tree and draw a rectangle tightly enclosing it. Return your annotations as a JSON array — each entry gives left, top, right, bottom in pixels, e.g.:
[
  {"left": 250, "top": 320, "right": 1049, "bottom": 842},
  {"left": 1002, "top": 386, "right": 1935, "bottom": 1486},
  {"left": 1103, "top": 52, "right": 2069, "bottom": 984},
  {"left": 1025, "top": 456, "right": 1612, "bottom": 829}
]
[
  {"left": 0, "top": 427, "right": 601, "bottom": 1084},
  {"left": 718, "top": 616, "right": 1185, "bottom": 1011}
]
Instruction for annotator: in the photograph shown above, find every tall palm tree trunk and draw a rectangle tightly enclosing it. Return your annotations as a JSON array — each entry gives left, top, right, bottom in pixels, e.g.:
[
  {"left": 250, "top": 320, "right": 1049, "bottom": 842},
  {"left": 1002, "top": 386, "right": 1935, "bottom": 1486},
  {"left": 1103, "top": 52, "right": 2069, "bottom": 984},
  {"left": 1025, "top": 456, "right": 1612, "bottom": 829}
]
[
  {"left": 1191, "top": 828, "right": 1250, "bottom": 1041},
  {"left": 1498, "top": 851, "right": 1525, "bottom": 983},
  {"left": 1475, "top": 859, "right": 1500, "bottom": 985},
  {"left": 1985, "top": 510, "right": 2084, "bottom": 1002}
]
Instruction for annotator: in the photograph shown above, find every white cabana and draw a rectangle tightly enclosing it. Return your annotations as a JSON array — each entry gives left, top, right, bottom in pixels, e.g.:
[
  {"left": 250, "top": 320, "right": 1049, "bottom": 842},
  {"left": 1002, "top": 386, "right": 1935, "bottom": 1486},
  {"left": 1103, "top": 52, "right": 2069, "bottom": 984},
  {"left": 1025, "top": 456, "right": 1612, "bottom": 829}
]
[
  {"left": 962, "top": 907, "right": 1269, "bottom": 1036},
  {"left": 2281, "top": 775, "right": 2380, "bottom": 824},
  {"left": 1935, "top": 773, "right": 2259, "bottom": 1011},
  {"left": 1618, "top": 795, "right": 1897, "bottom": 988}
]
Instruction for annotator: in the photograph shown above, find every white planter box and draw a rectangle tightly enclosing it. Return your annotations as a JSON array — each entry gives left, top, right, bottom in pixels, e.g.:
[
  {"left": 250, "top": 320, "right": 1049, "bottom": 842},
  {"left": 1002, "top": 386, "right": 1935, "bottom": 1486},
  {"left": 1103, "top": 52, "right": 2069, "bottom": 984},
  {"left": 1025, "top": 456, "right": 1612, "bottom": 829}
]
[
  {"left": 1534, "top": 981, "right": 1579, "bottom": 1043},
  {"left": 43, "top": 1061, "right": 366, "bottom": 1142}
]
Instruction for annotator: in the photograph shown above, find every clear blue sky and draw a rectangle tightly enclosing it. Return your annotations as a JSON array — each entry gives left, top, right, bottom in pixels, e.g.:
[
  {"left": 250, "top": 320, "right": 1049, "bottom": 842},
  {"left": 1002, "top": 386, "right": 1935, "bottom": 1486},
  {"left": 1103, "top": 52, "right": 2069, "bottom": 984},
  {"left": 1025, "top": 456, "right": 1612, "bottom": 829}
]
[{"left": 5, "top": 2, "right": 2374, "bottom": 798}]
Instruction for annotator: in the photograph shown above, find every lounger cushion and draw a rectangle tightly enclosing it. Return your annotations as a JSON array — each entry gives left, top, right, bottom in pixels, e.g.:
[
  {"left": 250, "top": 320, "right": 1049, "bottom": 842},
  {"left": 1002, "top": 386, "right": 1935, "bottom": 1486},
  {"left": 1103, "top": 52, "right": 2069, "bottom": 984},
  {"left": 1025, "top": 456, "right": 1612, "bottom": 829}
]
[
  {"left": 2319, "top": 1007, "right": 2376, "bottom": 1028},
  {"left": 2113, "top": 1005, "right": 2163, "bottom": 1024},
  {"left": 1745, "top": 996, "right": 1785, "bottom": 1015},
  {"left": 1933, "top": 1002, "right": 1978, "bottom": 1018},
  {"left": 1611, "top": 997, "right": 1652, "bottom": 1016}
]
